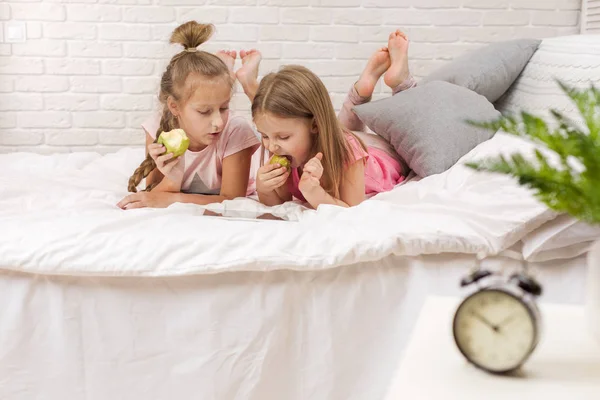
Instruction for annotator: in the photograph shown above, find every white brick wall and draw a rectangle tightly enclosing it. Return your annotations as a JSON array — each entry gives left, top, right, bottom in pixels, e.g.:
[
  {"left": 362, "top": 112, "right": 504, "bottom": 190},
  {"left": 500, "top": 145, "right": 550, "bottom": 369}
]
[{"left": 0, "top": 0, "right": 582, "bottom": 154}]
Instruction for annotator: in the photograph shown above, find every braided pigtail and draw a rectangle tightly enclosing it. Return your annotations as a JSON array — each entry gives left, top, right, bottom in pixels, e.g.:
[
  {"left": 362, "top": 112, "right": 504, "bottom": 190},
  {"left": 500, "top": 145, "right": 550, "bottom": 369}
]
[
  {"left": 127, "top": 107, "right": 180, "bottom": 193},
  {"left": 127, "top": 155, "right": 157, "bottom": 193}
]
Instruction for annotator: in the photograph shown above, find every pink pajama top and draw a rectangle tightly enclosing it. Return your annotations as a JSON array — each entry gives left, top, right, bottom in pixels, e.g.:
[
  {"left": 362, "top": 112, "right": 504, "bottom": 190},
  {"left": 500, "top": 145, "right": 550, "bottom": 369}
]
[{"left": 289, "top": 134, "right": 405, "bottom": 202}]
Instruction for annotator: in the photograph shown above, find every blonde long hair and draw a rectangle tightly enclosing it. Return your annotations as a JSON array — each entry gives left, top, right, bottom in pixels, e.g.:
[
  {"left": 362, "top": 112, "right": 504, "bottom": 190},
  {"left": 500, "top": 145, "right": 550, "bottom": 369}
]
[
  {"left": 127, "top": 21, "right": 233, "bottom": 193},
  {"left": 252, "top": 65, "right": 366, "bottom": 199}
]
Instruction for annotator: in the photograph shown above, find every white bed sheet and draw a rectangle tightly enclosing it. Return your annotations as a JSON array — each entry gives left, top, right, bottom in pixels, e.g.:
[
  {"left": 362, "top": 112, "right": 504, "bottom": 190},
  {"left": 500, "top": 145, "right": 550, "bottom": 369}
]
[
  {"left": 0, "top": 253, "right": 586, "bottom": 400},
  {"left": 521, "top": 214, "right": 600, "bottom": 262},
  {"left": 0, "top": 132, "right": 579, "bottom": 277},
  {"left": 0, "top": 128, "right": 593, "bottom": 399}
]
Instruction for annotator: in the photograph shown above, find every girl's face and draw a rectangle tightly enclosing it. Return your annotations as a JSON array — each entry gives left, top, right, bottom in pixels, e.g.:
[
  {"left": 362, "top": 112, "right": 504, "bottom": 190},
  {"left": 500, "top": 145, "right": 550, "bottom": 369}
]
[
  {"left": 168, "top": 74, "right": 232, "bottom": 152},
  {"left": 254, "top": 112, "right": 316, "bottom": 169}
]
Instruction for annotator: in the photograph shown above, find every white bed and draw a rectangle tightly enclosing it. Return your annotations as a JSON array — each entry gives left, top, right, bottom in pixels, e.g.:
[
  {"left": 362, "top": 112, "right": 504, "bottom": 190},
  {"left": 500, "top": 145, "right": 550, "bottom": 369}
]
[
  {"left": 0, "top": 131, "right": 596, "bottom": 400},
  {"left": 0, "top": 254, "right": 587, "bottom": 400},
  {"left": 1, "top": 35, "right": 599, "bottom": 400}
]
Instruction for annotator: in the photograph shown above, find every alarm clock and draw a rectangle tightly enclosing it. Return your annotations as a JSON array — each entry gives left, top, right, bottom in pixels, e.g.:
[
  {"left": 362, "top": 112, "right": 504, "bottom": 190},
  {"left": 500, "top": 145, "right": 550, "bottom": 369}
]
[{"left": 453, "top": 267, "right": 543, "bottom": 374}]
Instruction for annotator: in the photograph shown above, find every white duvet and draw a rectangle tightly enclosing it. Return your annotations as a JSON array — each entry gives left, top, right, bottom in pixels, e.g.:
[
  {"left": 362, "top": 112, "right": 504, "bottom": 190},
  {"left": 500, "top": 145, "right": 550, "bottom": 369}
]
[{"left": 0, "top": 133, "right": 562, "bottom": 276}]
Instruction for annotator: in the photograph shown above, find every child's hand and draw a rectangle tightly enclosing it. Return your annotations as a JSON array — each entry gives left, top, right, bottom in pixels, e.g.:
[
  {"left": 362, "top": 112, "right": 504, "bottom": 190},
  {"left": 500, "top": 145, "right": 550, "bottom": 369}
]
[
  {"left": 148, "top": 143, "right": 184, "bottom": 184},
  {"left": 256, "top": 163, "right": 290, "bottom": 194},
  {"left": 117, "top": 191, "right": 178, "bottom": 210},
  {"left": 299, "top": 153, "right": 324, "bottom": 195},
  {"left": 302, "top": 152, "right": 324, "bottom": 180}
]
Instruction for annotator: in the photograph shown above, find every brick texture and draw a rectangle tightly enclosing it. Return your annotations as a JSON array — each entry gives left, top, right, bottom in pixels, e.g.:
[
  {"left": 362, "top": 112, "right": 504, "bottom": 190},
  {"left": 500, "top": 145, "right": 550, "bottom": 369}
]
[{"left": 0, "top": 0, "right": 582, "bottom": 152}]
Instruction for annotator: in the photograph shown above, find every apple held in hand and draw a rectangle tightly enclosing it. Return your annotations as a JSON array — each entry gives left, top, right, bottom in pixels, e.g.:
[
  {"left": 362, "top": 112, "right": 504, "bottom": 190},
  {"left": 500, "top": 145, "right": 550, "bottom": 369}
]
[
  {"left": 269, "top": 155, "right": 291, "bottom": 170},
  {"left": 157, "top": 129, "right": 190, "bottom": 157}
]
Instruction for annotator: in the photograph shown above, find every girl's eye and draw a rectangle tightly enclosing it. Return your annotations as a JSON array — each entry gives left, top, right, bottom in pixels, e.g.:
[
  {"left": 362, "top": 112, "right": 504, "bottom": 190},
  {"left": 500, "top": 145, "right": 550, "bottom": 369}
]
[
  {"left": 198, "top": 110, "right": 210, "bottom": 115},
  {"left": 220, "top": 107, "right": 229, "bottom": 112},
  {"left": 279, "top": 137, "right": 289, "bottom": 141},
  {"left": 262, "top": 136, "right": 269, "bottom": 141}
]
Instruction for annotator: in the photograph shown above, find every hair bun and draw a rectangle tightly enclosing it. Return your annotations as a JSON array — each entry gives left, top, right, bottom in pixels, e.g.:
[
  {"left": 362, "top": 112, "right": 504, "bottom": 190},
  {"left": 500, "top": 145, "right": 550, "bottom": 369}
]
[{"left": 170, "top": 21, "right": 214, "bottom": 51}]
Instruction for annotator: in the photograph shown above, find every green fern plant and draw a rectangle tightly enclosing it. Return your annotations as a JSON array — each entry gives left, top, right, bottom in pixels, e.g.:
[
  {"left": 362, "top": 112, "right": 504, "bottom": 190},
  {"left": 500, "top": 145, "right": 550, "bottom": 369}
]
[{"left": 466, "top": 81, "right": 600, "bottom": 224}]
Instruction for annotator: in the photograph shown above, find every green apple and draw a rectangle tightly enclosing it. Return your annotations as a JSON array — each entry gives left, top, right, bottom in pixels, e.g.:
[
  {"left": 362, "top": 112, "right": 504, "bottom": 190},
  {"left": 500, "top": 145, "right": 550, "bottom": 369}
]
[
  {"left": 269, "top": 155, "right": 291, "bottom": 170},
  {"left": 157, "top": 129, "right": 190, "bottom": 157}
]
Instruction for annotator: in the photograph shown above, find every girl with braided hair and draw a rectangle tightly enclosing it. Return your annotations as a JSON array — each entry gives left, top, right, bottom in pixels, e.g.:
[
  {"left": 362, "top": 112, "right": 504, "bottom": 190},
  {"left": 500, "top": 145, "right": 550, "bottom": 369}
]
[{"left": 118, "top": 21, "right": 260, "bottom": 210}]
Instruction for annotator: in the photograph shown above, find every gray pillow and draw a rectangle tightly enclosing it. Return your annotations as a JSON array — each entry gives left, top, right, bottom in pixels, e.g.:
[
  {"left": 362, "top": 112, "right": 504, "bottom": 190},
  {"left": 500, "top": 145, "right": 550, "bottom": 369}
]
[
  {"left": 421, "top": 38, "right": 541, "bottom": 103},
  {"left": 352, "top": 81, "right": 500, "bottom": 177}
]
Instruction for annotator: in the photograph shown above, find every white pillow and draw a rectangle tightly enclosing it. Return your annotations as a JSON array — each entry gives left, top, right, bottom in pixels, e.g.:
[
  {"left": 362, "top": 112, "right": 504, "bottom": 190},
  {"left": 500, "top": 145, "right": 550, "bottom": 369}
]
[{"left": 495, "top": 34, "right": 600, "bottom": 123}]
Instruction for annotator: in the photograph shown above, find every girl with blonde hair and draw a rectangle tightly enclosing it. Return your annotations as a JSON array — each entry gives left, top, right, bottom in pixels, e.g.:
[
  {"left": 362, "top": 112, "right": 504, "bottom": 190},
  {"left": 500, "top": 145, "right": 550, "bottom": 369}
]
[
  {"left": 235, "top": 30, "right": 414, "bottom": 208},
  {"left": 118, "top": 21, "right": 260, "bottom": 210}
]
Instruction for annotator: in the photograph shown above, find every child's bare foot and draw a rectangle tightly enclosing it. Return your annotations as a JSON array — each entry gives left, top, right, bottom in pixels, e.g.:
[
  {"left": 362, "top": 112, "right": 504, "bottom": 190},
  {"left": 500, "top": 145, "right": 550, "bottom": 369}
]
[
  {"left": 236, "top": 49, "right": 262, "bottom": 101},
  {"left": 354, "top": 47, "right": 390, "bottom": 98},
  {"left": 384, "top": 30, "right": 410, "bottom": 89},
  {"left": 216, "top": 50, "right": 237, "bottom": 73}
]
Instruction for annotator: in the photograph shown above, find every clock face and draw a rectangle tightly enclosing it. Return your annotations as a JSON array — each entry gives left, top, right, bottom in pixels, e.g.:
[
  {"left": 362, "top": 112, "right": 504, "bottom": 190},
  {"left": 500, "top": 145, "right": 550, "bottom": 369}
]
[{"left": 453, "top": 289, "right": 537, "bottom": 373}]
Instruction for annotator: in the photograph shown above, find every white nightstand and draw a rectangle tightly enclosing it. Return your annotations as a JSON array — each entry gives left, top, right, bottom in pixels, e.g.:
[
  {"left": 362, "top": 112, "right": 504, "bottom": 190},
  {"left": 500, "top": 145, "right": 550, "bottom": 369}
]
[{"left": 385, "top": 296, "right": 600, "bottom": 400}]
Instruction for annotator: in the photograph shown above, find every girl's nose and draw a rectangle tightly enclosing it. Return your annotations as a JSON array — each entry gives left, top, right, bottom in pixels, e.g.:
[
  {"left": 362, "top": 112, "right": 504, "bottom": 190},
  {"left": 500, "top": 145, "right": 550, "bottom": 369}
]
[
  {"left": 212, "top": 116, "right": 223, "bottom": 131},
  {"left": 268, "top": 143, "right": 280, "bottom": 154}
]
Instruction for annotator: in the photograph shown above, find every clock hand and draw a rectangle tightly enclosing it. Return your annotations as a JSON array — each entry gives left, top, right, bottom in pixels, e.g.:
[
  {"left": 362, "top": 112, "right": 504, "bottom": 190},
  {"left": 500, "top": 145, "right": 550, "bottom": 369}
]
[
  {"left": 498, "top": 312, "right": 518, "bottom": 328},
  {"left": 469, "top": 310, "right": 500, "bottom": 332}
]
